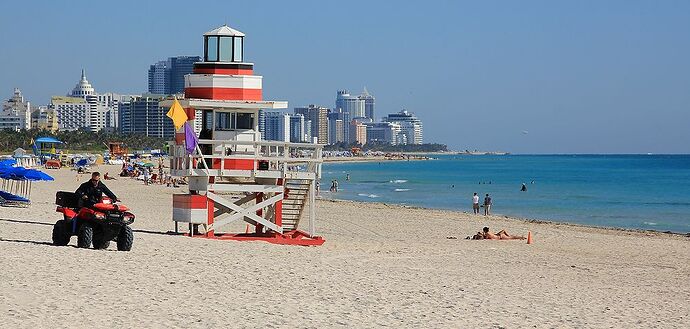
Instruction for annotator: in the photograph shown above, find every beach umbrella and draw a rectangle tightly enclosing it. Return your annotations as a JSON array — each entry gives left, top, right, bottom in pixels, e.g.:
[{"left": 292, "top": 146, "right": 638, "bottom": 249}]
[
  {"left": 23, "top": 169, "right": 54, "bottom": 181},
  {"left": 0, "top": 159, "right": 16, "bottom": 168},
  {"left": 143, "top": 163, "right": 155, "bottom": 168},
  {"left": 76, "top": 159, "right": 88, "bottom": 167},
  {"left": 0, "top": 167, "right": 27, "bottom": 180}
]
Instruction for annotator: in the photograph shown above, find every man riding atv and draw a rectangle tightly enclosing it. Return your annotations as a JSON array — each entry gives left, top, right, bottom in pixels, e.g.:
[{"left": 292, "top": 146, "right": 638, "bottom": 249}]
[
  {"left": 76, "top": 172, "right": 119, "bottom": 208},
  {"left": 52, "top": 171, "right": 135, "bottom": 251}
]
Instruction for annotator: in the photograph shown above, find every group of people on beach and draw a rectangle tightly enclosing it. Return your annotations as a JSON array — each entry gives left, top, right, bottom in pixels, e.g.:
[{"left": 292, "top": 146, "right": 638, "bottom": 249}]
[
  {"left": 472, "top": 192, "right": 492, "bottom": 215},
  {"left": 116, "top": 159, "right": 183, "bottom": 187}
]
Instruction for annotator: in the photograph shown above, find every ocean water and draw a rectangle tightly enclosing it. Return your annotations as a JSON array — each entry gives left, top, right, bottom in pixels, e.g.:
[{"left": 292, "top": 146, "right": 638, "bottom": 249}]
[{"left": 320, "top": 155, "right": 690, "bottom": 233}]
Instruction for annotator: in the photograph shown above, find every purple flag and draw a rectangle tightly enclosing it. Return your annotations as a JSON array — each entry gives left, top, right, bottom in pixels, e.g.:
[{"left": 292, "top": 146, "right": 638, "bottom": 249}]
[{"left": 183, "top": 122, "right": 199, "bottom": 154}]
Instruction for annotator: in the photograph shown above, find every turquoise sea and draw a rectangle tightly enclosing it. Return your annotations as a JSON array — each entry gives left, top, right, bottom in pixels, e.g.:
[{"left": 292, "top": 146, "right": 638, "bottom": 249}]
[{"left": 320, "top": 155, "right": 690, "bottom": 233}]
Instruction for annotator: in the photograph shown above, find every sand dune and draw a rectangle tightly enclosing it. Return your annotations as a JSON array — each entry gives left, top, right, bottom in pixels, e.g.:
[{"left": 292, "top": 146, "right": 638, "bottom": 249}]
[{"left": 1, "top": 165, "right": 688, "bottom": 328}]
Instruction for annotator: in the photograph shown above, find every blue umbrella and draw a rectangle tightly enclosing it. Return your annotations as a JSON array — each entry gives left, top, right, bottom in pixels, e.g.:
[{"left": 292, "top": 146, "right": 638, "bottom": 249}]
[
  {"left": 0, "top": 159, "right": 16, "bottom": 168},
  {"left": 0, "top": 167, "right": 52, "bottom": 181},
  {"left": 0, "top": 167, "right": 27, "bottom": 180},
  {"left": 24, "top": 169, "right": 54, "bottom": 181}
]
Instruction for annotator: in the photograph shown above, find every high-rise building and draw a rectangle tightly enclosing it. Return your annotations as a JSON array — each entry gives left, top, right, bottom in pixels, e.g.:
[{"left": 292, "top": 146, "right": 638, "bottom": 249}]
[
  {"left": 289, "top": 114, "right": 308, "bottom": 143},
  {"left": 67, "top": 70, "right": 114, "bottom": 132},
  {"left": 304, "top": 119, "right": 312, "bottom": 142},
  {"left": 258, "top": 109, "right": 266, "bottom": 139},
  {"left": 51, "top": 96, "right": 88, "bottom": 131},
  {"left": 118, "top": 97, "right": 132, "bottom": 134},
  {"left": 263, "top": 111, "right": 290, "bottom": 142},
  {"left": 349, "top": 121, "right": 367, "bottom": 145},
  {"left": 364, "top": 122, "right": 402, "bottom": 145},
  {"left": 168, "top": 56, "right": 199, "bottom": 94},
  {"left": 350, "top": 117, "right": 371, "bottom": 145},
  {"left": 148, "top": 56, "right": 201, "bottom": 95},
  {"left": 328, "top": 119, "right": 344, "bottom": 144},
  {"left": 294, "top": 105, "right": 329, "bottom": 144},
  {"left": 1, "top": 88, "right": 31, "bottom": 131},
  {"left": 327, "top": 108, "right": 350, "bottom": 144},
  {"left": 383, "top": 109, "right": 423, "bottom": 144},
  {"left": 360, "top": 88, "right": 375, "bottom": 120},
  {"left": 119, "top": 94, "right": 174, "bottom": 138},
  {"left": 31, "top": 106, "right": 58, "bottom": 132},
  {"left": 148, "top": 61, "right": 167, "bottom": 94},
  {"left": 335, "top": 90, "right": 365, "bottom": 119}
]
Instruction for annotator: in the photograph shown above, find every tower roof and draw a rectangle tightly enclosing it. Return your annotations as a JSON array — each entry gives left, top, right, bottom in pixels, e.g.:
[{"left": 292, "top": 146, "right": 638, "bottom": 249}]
[
  {"left": 204, "top": 25, "right": 245, "bottom": 37},
  {"left": 70, "top": 68, "right": 94, "bottom": 97}
]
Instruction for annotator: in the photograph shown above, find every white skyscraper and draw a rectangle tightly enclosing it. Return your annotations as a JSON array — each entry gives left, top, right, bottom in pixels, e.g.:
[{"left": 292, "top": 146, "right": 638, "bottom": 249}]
[
  {"left": 383, "top": 110, "right": 423, "bottom": 145},
  {"left": 1, "top": 88, "right": 31, "bottom": 131},
  {"left": 64, "top": 69, "right": 122, "bottom": 132},
  {"left": 335, "top": 90, "right": 365, "bottom": 119}
]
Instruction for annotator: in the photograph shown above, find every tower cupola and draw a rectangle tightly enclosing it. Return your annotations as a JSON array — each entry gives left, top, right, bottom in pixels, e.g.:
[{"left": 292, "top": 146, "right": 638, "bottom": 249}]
[{"left": 203, "top": 25, "right": 245, "bottom": 63}]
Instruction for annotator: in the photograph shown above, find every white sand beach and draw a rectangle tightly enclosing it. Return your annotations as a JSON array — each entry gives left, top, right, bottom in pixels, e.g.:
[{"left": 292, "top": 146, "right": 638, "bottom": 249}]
[{"left": 1, "top": 165, "right": 689, "bottom": 328}]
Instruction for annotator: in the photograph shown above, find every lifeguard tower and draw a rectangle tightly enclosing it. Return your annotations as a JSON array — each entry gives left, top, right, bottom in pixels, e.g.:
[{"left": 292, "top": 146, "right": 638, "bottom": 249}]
[
  {"left": 108, "top": 142, "right": 127, "bottom": 157},
  {"left": 161, "top": 25, "right": 324, "bottom": 246}
]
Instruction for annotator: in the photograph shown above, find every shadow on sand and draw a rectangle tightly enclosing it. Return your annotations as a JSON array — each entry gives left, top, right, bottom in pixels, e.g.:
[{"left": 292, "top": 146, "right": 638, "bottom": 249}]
[
  {"left": 0, "top": 238, "right": 56, "bottom": 246},
  {"left": 0, "top": 218, "right": 53, "bottom": 226},
  {"left": 1, "top": 217, "right": 181, "bottom": 237}
]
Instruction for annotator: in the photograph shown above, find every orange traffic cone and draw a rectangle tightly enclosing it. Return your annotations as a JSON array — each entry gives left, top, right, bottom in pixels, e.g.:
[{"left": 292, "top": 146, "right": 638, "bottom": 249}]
[{"left": 527, "top": 231, "right": 533, "bottom": 244}]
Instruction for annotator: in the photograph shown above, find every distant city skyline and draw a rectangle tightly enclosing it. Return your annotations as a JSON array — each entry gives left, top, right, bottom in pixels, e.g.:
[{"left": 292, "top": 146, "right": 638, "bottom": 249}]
[{"left": 1, "top": 0, "right": 689, "bottom": 153}]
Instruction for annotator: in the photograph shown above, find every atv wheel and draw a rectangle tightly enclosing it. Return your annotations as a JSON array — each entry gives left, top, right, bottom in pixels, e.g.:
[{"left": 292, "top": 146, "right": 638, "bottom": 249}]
[
  {"left": 116, "top": 226, "right": 133, "bottom": 251},
  {"left": 77, "top": 224, "right": 93, "bottom": 248},
  {"left": 92, "top": 235, "right": 111, "bottom": 250},
  {"left": 52, "top": 220, "right": 71, "bottom": 246}
]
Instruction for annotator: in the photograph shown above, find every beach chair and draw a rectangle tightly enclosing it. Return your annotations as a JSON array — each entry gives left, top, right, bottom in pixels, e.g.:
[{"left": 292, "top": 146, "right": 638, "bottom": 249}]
[{"left": 0, "top": 190, "right": 31, "bottom": 207}]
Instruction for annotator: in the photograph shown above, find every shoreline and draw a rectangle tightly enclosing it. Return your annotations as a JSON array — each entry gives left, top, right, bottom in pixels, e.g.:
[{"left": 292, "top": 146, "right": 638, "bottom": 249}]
[
  {"left": 319, "top": 197, "right": 690, "bottom": 238},
  {"left": 322, "top": 155, "right": 431, "bottom": 163}
]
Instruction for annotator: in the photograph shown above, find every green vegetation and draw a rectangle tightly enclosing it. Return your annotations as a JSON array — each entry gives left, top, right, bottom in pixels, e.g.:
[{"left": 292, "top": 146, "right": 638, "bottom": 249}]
[
  {"left": 0, "top": 129, "right": 167, "bottom": 153},
  {"left": 324, "top": 142, "right": 448, "bottom": 153}
]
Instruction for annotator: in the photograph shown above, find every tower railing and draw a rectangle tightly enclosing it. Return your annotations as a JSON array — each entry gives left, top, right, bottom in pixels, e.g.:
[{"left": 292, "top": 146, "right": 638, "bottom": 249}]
[{"left": 169, "top": 139, "right": 323, "bottom": 179}]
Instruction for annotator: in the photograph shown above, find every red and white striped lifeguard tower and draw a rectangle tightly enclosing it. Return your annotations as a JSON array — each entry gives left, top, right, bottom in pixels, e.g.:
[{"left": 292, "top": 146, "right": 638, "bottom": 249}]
[{"left": 161, "top": 25, "right": 324, "bottom": 246}]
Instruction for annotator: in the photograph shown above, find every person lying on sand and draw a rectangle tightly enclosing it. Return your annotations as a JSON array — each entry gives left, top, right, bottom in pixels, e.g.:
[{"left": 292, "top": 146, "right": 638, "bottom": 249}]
[{"left": 472, "top": 227, "right": 526, "bottom": 240}]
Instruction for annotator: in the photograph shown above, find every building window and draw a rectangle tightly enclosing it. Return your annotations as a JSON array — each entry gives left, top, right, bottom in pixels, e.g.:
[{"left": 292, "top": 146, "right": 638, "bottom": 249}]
[
  {"left": 214, "top": 112, "right": 254, "bottom": 130},
  {"left": 219, "top": 37, "right": 233, "bottom": 61},
  {"left": 206, "top": 37, "right": 218, "bottom": 61},
  {"left": 233, "top": 37, "right": 243, "bottom": 62},
  {"left": 215, "top": 112, "right": 235, "bottom": 130},
  {"left": 236, "top": 113, "right": 252, "bottom": 129}
]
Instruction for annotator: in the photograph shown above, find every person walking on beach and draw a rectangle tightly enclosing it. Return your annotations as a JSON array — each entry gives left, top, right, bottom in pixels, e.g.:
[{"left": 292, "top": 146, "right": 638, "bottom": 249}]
[
  {"left": 483, "top": 194, "right": 492, "bottom": 216},
  {"left": 472, "top": 192, "right": 480, "bottom": 214},
  {"left": 143, "top": 168, "right": 150, "bottom": 186}
]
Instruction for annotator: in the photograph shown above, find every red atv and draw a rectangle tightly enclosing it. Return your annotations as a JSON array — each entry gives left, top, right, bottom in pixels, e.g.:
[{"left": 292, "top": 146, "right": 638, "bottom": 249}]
[{"left": 52, "top": 191, "right": 135, "bottom": 251}]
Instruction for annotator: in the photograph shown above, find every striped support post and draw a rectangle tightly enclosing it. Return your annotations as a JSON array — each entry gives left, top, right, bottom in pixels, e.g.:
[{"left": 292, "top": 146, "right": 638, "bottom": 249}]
[{"left": 172, "top": 194, "right": 209, "bottom": 226}]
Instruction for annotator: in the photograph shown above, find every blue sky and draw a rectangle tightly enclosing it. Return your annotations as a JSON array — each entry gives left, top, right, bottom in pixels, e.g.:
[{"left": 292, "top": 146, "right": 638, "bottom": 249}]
[{"left": 1, "top": 0, "right": 689, "bottom": 153}]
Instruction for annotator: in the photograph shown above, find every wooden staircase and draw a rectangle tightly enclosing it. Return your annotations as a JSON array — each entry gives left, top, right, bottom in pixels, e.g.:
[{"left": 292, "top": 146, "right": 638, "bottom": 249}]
[{"left": 281, "top": 179, "right": 312, "bottom": 231}]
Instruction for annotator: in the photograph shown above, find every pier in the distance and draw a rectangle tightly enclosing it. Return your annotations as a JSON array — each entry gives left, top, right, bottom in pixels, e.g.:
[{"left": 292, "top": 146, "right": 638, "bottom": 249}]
[{"left": 161, "top": 25, "right": 324, "bottom": 246}]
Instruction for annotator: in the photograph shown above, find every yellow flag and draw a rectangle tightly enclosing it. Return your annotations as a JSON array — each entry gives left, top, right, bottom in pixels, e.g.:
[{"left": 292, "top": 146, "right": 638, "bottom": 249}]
[{"left": 166, "top": 99, "right": 188, "bottom": 130}]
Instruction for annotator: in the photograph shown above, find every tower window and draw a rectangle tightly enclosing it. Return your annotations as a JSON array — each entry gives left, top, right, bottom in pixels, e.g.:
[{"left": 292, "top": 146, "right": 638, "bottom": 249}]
[
  {"left": 219, "top": 37, "right": 233, "bottom": 61},
  {"left": 206, "top": 37, "right": 218, "bottom": 61},
  {"left": 204, "top": 35, "right": 244, "bottom": 62},
  {"left": 233, "top": 37, "right": 243, "bottom": 62}
]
